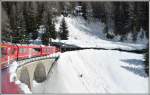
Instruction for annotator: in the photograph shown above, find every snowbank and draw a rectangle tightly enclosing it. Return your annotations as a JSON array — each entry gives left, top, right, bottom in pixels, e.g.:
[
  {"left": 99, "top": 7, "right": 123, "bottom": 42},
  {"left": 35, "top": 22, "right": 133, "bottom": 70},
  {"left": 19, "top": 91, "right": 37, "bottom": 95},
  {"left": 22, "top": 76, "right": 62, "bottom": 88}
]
[
  {"left": 9, "top": 61, "right": 32, "bottom": 94},
  {"left": 9, "top": 61, "right": 19, "bottom": 82},
  {"left": 32, "top": 49, "right": 148, "bottom": 93},
  {"left": 15, "top": 80, "right": 32, "bottom": 94}
]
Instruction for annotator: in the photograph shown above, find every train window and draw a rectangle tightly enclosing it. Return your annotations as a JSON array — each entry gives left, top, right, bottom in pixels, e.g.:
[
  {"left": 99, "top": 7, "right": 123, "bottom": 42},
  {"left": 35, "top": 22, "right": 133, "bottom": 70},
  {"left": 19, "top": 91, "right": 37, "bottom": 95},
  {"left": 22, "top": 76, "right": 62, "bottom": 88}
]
[
  {"left": 1, "top": 47, "right": 7, "bottom": 58},
  {"left": 34, "top": 48, "right": 41, "bottom": 52},
  {"left": 46, "top": 48, "right": 48, "bottom": 52},
  {"left": 10, "top": 48, "right": 16, "bottom": 55},
  {"left": 19, "top": 48, "right": 26, "bottom": 53},
  {"left": 44, "top": 48, "right": 48, "bottom": 52}
]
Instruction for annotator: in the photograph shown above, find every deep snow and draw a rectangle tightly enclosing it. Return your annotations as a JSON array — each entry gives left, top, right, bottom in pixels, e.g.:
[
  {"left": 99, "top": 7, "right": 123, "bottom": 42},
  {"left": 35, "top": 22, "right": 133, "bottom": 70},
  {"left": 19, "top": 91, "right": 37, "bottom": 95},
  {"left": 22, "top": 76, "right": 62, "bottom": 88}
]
[
  {"left": 54, "top": 16, "right": 148, "bottom": 50},
  {"left": 32, "top": 49, "right": 148, "bottom": 93}
]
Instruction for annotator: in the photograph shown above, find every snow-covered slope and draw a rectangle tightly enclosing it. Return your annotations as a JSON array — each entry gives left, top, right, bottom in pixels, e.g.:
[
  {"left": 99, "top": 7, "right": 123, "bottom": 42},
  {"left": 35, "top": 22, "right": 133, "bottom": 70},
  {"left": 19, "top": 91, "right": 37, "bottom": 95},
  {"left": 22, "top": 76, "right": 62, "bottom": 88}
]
[
  {"left": 31, "top": 16, "right": 148, "bottom": 94},
  {"left": 32, "top": 49, "right": 148, "bottom": 93},
  {"left": 55, "top": 16, "right": 148, "bottom": 50}
]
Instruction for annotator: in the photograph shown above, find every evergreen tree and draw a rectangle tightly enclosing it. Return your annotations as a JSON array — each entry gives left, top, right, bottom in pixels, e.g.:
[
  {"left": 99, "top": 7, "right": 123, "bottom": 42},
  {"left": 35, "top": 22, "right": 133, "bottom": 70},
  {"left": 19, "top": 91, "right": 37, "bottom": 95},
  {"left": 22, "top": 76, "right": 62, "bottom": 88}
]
[
  {"left": 68, "top": 2, "right": 76, "bottom": 15},
  {"left": 2, "top": 2, "right": 17, "bottom": 34},
  {"left": 121, "top": 3, "right": 130, "bottom": 34},
  {"left": 114, "top": 2, "right": 125, "bottom": 35},
  {"left": 41, "top": 32, "right": 49, "bottom": 45},
  {"left": 113, "top": 2, "right": 132, "bottom": 41},
  {"left": 41, "top": 10, "right": 57, "bottom": 45},
  {"left": 23, "top": 2, "right": 38, "bottom": 40},
  {"left": 104, "top": 2, "right": 114, "bottom": 39},
  {"left": 137, "top": 2, "right": 149, "bottom": 38},
  {"left": 91, "top": 2, "right": 106, "bottom": 22},
  {"left": 1, "top": 5, "right": 11, "bottom": 42},
  {"left": 80, "top": 2, "right": 87, "bottom": 20},
  {"left": 15, "top": 4, "right": 27, "bottom": 43},
  {"left": 46, "top": 13, "right": 57, "bottom": 39},
  {"left": 36, "top": 2, "right": 45, "bottom": 26},
  {"left": 59, "top": 18, "right": 69, "bottom": 40},
  {"left": 144, "top": 44, "right": 149, "bottom": 75},
  {"left": 128, "top": 2, "right": 140, "bottom": 41}
]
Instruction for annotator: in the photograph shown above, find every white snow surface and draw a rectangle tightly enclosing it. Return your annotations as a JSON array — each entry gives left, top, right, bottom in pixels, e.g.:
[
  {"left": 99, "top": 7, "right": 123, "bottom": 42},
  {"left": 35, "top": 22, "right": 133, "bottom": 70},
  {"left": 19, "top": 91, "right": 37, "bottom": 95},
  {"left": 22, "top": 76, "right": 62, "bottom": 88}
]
[
  {"left": 55, "top": 16, "right": 148, "bottom": 50},
  {"left": 15, "top": 80, "right": 32, "bottom": 94},
  {"left": 32, "top": 49, "right": 148, "bottom": 93},
  {"left": 9, "top": 61, "right": 19, "bottom": 82}
]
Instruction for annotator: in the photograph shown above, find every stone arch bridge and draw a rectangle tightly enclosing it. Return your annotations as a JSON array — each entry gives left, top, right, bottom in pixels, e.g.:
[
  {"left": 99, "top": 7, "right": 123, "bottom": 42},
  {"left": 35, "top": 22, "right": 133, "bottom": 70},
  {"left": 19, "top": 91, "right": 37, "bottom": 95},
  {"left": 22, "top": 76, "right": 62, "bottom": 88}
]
[{"left": 16, "top": 55, "right": 59, "bottom": 91}]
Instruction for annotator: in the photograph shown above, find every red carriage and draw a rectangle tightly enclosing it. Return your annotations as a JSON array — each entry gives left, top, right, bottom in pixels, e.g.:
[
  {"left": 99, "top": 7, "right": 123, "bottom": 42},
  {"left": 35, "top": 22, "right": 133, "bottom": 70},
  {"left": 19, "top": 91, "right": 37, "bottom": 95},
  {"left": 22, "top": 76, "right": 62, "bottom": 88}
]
[{"left": 0, "top": 43, "right": 59, "bottom": 69}]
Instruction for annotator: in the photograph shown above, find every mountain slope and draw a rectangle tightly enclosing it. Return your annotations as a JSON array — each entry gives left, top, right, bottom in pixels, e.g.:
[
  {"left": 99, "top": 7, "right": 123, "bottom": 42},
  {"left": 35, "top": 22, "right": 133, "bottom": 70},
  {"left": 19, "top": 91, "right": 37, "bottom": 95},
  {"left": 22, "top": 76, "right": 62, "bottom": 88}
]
[{"left": 54, "top": 16, "right": 148, "bottom": 50}]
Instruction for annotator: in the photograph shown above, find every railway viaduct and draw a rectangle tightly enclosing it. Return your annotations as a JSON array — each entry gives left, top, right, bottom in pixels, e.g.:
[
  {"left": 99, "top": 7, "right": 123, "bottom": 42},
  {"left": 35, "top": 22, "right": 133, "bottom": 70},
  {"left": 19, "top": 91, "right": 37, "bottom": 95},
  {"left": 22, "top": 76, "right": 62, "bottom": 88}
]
[
  {"left": 15, "top": 55, "right": 59, "bottom": 91},
  {"left": 1, "top": 55, "right": 59, "bottom": 94}
]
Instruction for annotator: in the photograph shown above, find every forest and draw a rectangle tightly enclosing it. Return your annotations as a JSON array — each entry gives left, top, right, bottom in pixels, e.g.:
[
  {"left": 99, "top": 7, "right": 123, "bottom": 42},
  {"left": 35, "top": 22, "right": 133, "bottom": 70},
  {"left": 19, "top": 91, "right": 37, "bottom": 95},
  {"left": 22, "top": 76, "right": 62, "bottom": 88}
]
[{"left": 2, "top": 2, "right": 149, "bottom": 43}]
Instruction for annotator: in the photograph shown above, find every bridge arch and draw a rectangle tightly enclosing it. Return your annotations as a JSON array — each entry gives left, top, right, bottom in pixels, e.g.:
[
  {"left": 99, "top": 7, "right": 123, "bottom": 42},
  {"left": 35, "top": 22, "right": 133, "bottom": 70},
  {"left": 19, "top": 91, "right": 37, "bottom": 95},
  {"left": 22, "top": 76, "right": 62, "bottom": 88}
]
[
  {"left": 16, "top": 58, "right": 57, "bottom": 90},
  {"left": 34, "top": 63, "right": 46, "bottom": 83},
  {"left": 19, "top": 67, "right": 30, "bottom": 88}
]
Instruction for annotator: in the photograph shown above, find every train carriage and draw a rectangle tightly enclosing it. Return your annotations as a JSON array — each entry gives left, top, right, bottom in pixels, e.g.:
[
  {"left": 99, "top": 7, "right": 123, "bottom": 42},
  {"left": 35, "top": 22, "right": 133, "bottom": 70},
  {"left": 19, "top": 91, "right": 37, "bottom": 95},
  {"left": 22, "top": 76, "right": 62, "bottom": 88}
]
[{"left": 0, "top": 43, "right": 59, "bottom": 69}]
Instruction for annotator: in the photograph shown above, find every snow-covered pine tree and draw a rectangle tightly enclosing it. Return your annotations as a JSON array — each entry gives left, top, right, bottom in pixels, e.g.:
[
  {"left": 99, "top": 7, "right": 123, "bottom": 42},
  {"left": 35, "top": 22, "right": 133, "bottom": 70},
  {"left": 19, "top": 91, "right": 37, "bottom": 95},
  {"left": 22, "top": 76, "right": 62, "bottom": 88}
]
[
  {"left": 46, "top": 12, "right": 57, "bottom": 39},
  {"left": 59, "top": 18, "right": 69, "bottom": 40}
]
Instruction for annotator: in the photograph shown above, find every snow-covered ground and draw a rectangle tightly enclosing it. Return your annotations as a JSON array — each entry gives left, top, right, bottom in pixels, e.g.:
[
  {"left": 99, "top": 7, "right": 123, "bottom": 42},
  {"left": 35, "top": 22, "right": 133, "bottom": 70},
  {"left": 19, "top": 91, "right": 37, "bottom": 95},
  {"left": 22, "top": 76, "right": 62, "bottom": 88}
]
[
  {"left": 32, "top": 16, "right": 148, "bottom": 93},
  {"left": 54, "top": 16, "right": 148, "bottom": 50},
  {"left": 9, "top": 61, "right": 32, "bottom": 93},
  {"left": 32, "top": 49, "right": 148, "bottom": 93}
]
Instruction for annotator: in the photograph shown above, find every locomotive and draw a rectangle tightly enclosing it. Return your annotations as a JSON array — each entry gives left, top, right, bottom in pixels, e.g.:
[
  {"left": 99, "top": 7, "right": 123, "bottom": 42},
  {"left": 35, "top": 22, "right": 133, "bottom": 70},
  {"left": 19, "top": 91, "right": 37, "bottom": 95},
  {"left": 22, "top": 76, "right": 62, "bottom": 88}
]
[{"left": 0, "top": 43, "right": 60, "bottom": 69}]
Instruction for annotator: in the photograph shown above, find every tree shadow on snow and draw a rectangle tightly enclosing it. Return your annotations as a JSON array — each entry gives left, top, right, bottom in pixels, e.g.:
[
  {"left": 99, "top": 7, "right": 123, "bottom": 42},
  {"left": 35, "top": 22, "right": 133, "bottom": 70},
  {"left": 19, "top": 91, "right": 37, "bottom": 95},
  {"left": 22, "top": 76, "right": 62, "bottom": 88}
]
[
  {"left": 121, "top": 59, "right": 148, "bottom": 77},
  {"left": 121, "top": 59, "right": 144, "bottom": 66}
]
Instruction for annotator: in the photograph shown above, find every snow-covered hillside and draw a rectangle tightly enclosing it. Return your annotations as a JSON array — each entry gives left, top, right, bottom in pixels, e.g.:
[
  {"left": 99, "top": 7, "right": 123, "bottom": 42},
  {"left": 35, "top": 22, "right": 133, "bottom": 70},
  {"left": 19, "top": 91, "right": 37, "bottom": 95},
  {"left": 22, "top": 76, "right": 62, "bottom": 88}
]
[
  {"left": 32, "top": 49, "right": 148, "bottom": 93},
  {"left": 55, "top": 16, "right": 148, "bottom": 50}
]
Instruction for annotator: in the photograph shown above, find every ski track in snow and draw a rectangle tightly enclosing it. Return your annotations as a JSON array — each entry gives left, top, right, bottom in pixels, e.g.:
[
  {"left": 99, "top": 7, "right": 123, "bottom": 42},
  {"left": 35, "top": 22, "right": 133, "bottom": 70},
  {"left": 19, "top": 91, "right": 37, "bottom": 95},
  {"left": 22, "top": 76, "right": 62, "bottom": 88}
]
[{"left": 32, "top": 49, "right": 148, "bottom": 93}]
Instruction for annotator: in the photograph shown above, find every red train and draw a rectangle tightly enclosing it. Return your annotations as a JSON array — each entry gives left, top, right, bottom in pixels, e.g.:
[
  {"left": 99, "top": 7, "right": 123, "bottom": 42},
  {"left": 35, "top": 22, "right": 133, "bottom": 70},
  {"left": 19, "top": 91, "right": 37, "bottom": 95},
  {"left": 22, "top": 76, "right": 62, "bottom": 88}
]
[{"left": 0, "top": 43, "right": 60, "bottom": 69}]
